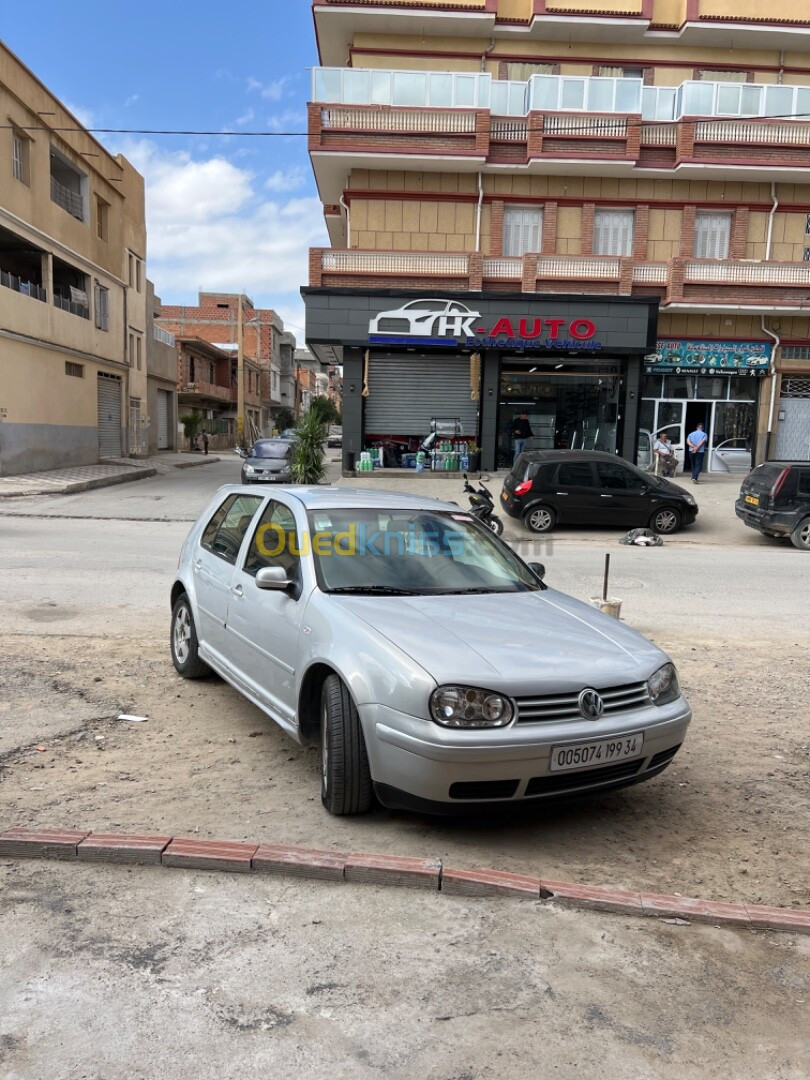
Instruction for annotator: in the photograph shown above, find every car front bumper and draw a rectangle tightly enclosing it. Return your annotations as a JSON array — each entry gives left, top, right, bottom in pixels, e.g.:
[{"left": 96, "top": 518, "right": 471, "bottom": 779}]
[{"left": 359, "top": 700, "right": 691, "bottom": 811}]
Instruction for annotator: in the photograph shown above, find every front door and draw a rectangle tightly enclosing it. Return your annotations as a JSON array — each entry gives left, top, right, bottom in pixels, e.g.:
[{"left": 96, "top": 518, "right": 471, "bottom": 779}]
[
  {"left": 226, "top": 499, "right": 306, "bottom": 729},
  {"left": 594, "top": 460, "right": 651, "bottom": 527}
]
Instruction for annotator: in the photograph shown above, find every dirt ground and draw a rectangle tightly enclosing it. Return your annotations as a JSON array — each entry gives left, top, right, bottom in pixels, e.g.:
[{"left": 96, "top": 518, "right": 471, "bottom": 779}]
[{"left": 2, "top": 629, "right": 807, "bottom": 911}]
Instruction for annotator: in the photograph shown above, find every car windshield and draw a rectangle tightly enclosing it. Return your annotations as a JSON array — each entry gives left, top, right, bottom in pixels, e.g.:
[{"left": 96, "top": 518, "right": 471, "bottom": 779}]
[
  {"left": 252, "top": 441, "right": 290, "bottom": 459},
  {"left": 305, "top": 508, "right": 543, "bottom": 595}
]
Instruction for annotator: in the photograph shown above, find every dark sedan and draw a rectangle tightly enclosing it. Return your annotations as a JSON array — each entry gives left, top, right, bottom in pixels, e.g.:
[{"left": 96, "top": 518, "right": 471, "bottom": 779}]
[
  {"left": 238, "top": 438, "right": 295, "bottom": 484},
  {"left": 501, "top": 450, "right": 698, "bottom": 535}
]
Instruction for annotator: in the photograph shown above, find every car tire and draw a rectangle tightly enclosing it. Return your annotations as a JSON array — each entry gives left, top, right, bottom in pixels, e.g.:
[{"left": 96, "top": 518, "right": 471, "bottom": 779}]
[
  {"left": 649, "top": 506, "right": 682, "bottom": 534},
  {"left": 790, "top": 517, "right": 810, "bottom": 550},
  {"left": 524, "top": 505, "right": 556, "bottom": 534},
  {"left": 170, "top": 594, "right": 210, "bottom": 679},
  {"left": 320, "top": 674, "right": 373, "bottom": 816}
]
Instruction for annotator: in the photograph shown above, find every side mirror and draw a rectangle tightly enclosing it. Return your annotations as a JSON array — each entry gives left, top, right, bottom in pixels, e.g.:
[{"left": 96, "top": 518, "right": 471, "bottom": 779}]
[
  {"left": 255, "top": 566, "right": 291, "bottom": 591},
  {"left": 234, "top": 447, "right": 247, "bottom": 459},
  {"left": 528, "top": 561, "right": 546, "bottom": 581}
]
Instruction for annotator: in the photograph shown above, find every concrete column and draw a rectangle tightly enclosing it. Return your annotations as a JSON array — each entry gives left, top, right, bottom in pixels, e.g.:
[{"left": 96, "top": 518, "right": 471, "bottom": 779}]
[
  {"left": 480, "top": 350, "right": 500, "bottom": 472},
  {"left": 341, "top": 347, "right": 364, "bottom": 474},
  {"left": 622, "top": 354, "right": 642, "bottom": 464}
]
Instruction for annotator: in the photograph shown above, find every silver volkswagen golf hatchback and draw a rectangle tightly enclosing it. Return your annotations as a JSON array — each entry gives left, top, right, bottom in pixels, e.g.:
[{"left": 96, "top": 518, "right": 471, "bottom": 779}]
[{"left": 170, "top": 486, "right": 691, "bottom": 815}]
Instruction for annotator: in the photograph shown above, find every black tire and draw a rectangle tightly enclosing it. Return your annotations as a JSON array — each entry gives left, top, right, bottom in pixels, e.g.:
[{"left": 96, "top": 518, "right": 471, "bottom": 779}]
[
  {"left": 320, "top": 674, "right": 373, "bottom": 815},
  {"left": 170, "top": 594, "right": 210, "bottom": 679},
  {"left": 524, "top": 504, "right": 556, "bottom": 534},
  {"left": 649, "top": 506, "right": 682, "bottom": 535},
  {"left": 489, "top": 515, "right": 504, "bottom": 537},
  {"left": 790, "top": 517, "right": 810, "bottom": 551}
]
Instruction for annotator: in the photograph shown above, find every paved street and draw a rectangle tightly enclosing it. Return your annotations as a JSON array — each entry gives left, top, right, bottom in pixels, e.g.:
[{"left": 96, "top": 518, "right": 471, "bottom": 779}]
[{"left": 1, "top": 460, "right": 808, "bottom": 1078}]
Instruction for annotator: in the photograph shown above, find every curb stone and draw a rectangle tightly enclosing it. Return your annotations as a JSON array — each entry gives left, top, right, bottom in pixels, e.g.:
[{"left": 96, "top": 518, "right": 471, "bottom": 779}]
[{"left": 1, "top": 827, "right": 808, "bottom": 935}]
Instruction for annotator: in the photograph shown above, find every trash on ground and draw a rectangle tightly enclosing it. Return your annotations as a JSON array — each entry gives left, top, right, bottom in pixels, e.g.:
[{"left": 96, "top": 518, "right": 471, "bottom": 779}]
[
  {"left": 117, "top": 713, "right": 148, "bottom": 722},
  {"left": 620, "top": 528, "right": 663, "bottom": 547}
]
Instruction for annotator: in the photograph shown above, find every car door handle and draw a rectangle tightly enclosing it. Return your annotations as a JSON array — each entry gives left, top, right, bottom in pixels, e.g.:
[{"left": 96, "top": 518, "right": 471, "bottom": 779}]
[
  {"left": 232, "top": 584, "right": 243, "bottom": 597},
  {"left": 555, "top": 492, "right": 568, "bottom": 496},
  {"left": 600, "top": 494, "right": 613, "bottom": 498},
  {"left": 194, "top": 559, "right": 202, "bottom": 571}
]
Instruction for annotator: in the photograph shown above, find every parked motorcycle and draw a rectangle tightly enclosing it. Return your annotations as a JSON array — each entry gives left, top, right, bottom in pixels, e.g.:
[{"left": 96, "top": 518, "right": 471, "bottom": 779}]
[{"left": 463, "top": 474, "right": 504, "bottom": 536}]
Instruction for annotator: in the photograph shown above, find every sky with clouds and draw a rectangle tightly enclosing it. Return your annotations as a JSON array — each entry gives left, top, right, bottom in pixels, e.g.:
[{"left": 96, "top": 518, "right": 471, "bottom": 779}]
[{"left": 1, "top": 1, "right": 326, "bottom": 340}]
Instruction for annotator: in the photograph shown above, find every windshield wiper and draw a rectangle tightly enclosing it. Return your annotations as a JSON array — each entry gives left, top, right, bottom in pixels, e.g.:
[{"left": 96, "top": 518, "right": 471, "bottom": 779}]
[{"left": 328, "top": 585, "right": 425, "bottom": 595}]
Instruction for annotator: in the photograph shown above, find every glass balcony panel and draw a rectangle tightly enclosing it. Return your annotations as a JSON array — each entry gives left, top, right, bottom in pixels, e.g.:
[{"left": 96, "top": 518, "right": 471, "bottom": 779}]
[
  {"left": 587, "top": 78, "right": 613, "bottom": 112},
  {"left": 392, "top": 71, "right": 427, "bottom": 107},
  {"left": 344, "top": 69, "right": 371, "bottom": 105},
  {"left": 764, "top": 85, "right": 795, "bottom": 118},
  {"left": 615, "top": 78, "right": 642, "bottom": 113},
  {"left": 491, "top": 81, "right": 508, "bottom": 113},
  {"left": 716, "top": 85, "right": 741, "bottom": 115},
  {"left": 657, "top": 88, "right": 676, "bottom": 121},
  {"left": 798, "top": 87, "right": 810, "bottom": 116},
  {"left": 429, "top": 73, "right": 454, "bottom": 107},
  {"left": 371, "top": 71, "right": 392, "bottom": 105},
  {"left": 509, "top": 82, "right": 528, "bottom": 115},
  {"left": 561, "top": 79, "right": 585, "bottom": 110},
  {"left": 313, "top": 68, "right": 341, "bottom": 102},
  {"left": 529, "top": 75, "right": 558, "bottom": 111},
  {"left": 740, "top": 84, "right": 762, "bottom": 115},
  {"left": 455, "top": 76, "right": 478, "bottom": 107}
]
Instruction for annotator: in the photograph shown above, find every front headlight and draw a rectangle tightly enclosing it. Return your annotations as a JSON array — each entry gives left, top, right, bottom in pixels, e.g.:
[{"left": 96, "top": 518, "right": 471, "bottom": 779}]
[
  {"left": 683, "top": 494, "right": 696, "bottom": 506},
  {"left": 429, "top": 685, "right": 513, "bottom": 728},
  {"left": 243, "top": 464, "right": 255, "bottom": 475},
  {"left": 648, "top": 663, "right": 680, "bottom": 706}
]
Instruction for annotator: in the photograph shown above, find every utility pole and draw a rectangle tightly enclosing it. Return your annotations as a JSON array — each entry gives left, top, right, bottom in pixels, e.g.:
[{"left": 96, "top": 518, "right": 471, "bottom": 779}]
[{"left": 237, "top": 295, "right": 244, "bottom": 445}]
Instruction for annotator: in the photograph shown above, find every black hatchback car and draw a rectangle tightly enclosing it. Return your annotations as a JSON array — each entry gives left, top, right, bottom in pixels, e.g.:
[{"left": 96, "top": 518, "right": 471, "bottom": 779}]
[
  {"left": 735, "top": 461, "right": 810, "bottom": 550},
  {"left": 501, "top": 450, "right": 699, "bottom": 535}
]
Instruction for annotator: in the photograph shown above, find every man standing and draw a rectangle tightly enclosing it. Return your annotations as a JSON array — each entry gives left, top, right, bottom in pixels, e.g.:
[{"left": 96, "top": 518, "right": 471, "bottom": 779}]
[
  {"left": 653, "top": 431, "right": 676, "bottom": 477},
  {"left": 687, "top": 422, "right": 708, "bottom": 484},
  {"left": 202, "top": 430, "right": 210, "bottom": 456},
  {"left": 512, "top": 411, "right": 533, "bottom": 464}
]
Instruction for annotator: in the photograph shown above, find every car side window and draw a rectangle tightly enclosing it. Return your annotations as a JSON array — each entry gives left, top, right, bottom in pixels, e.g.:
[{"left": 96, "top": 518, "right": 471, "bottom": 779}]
[
  {"left": 797, "top": 469, "right": 810, "bottom": 497},
  {"left": 243, "top": 500, "right": 302, "bottom": 579},
  {"left": 596, "top": 463, "right": 635, "bottom": 491},
  {"left": 201, "top": 494, "right": 263, "bottom": 564},
  {"left": 557, "top": 463, "right": 595, "bottom": 487}
]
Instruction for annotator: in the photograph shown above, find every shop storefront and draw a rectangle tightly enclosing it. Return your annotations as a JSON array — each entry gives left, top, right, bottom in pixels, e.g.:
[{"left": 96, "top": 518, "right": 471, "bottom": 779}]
[
  {"left": 302, "top": 288, "right": 659, "bottom": 472},
  {"left": 639, "top": 339, "right": 768, "bottom": 475}
]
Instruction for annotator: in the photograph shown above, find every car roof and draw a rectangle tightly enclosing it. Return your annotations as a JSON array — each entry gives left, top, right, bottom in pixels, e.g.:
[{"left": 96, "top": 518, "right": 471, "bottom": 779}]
[
  {"left": 215, "top": 484, "right": 462, "bottom": 513},
  {"left": 517, "top": 449, "right": 632, "bottom": 464}
]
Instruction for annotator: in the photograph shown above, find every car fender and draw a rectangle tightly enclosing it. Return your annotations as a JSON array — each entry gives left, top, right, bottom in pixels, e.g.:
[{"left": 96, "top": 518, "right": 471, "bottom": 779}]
[{"left": 522, "top": 497, "right": 561, "bottom": 524}]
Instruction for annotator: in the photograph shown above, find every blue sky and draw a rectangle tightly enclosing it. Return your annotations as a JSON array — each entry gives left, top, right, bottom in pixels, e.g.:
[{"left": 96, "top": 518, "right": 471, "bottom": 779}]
[{"left": 1, "top": 1, "right": 327, "bottom": 339}]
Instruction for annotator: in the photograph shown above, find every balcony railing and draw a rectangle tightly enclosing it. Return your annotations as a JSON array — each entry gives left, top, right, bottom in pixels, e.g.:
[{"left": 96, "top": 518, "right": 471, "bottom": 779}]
[
  {"left": 313, "top": 248, "right": 810, "bottom": 306},
  {"left": 53, "top": 293, "right": 89, "bottom": 319},
  {"left": 50, "top": 176, "right": 84, "bottom": 220},
  {"left": 153, "top": 325, "right": 176, "bottom": 346},
  {"left": 0, "top": 269, "right": 46, "bottom": 301},
  {"left": 180, "top": 381, "right": 233, "bottom": 403}
]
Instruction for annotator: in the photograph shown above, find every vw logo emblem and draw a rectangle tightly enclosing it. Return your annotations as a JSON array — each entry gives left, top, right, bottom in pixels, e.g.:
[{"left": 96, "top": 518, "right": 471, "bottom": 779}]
[{"left": 578, "top": 689, "right": 604, "bottom": 721}]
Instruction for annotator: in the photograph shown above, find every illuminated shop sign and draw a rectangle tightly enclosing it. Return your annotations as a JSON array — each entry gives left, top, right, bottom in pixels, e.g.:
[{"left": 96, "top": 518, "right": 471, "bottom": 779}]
[
  {"left": 368, "top": 299, "right": 602, "bottom": 350},
  {"left": 645, "top": 339, "right": 770, "bottom": 376}
]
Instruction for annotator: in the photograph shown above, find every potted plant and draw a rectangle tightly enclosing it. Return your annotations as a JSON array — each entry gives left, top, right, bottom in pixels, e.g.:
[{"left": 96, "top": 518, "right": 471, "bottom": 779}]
[
  {"left": 466, "top": 443, "right": 481, "bottom": 472},
  {"left": 291, "top": 408, "right": 327, "bottom": 484}
]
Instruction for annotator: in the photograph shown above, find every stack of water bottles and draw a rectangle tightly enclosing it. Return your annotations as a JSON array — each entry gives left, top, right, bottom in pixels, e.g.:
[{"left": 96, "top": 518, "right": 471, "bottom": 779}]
[{"left": 357, "top": 450, "right": 377, "bottom": 473}]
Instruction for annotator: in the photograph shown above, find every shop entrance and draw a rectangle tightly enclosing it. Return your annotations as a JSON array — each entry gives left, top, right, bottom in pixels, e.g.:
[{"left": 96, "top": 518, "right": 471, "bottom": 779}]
[{"left": 498, "top": 362, "right": 623, "bottom": 469}]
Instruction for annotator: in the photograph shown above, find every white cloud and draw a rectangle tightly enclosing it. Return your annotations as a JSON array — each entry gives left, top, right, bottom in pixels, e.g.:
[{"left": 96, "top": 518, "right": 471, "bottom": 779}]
[
  {"left": 234, "top": 107, "right": 255, "bottom": 127},
  {"left": 264, "top": 166, "right": 308, "bottom": 192},
  {"left": 247, "top": 75, "right": 290, "bottom": 102},
  {"left": 64, "top": 100, "right": 95, "bottom": 129},
  {"left": 119, "top": 139, "right": 327, "bottom": 336},
  {"left": 265, "top": 108, "right": 307, "bottom": 134},
  {"left": 124, "top": 94, "right": 140, "bottom": 108}
]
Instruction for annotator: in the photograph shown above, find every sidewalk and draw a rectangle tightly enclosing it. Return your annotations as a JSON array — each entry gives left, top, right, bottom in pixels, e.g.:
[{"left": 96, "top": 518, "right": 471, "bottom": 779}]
[{"left": 0, "top": 452, "right": 219, "bottom": 498}]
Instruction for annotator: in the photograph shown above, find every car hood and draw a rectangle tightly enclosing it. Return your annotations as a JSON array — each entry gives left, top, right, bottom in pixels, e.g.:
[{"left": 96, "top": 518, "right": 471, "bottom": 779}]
[
  {"left": 332, "top": 589, "right": 665, "bottom": 694},
  {"left": 247, "top": 456, "right": 289, "bottom": 469}
]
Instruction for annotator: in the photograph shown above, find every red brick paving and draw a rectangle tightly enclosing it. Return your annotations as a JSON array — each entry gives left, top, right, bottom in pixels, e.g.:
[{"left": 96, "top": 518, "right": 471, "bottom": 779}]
[
  {"left": 253, "top": 843, "right": 346, "bottom": 881},
  {"left": 441, "top": 867, "right": 544, "bottom": 898},
  {"left": 77, "top": 834, "right": 172, "bottom": 866}
]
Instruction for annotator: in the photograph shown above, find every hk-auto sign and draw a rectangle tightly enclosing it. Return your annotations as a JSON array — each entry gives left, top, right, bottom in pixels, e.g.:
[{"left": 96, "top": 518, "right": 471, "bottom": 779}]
[{"left": 368, "top": 298, "right": 602, "bottom": 350}]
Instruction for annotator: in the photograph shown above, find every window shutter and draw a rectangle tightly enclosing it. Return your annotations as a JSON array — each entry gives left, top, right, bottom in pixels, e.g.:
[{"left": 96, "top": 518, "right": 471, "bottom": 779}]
[
  {"left": 593, "top": 210, "right": 634, "bottom": 256},
  {"left": 694, "top": 213, "right": 731, "bottom": 259},
  {"left": 503, "top": 207, "right": 543, "bottom": 256}
]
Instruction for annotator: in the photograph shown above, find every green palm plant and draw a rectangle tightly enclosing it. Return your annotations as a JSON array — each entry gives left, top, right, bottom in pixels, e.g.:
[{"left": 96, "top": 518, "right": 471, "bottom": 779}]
[{"left": 291, "top": 409, "right": 327, "bottom": 485}]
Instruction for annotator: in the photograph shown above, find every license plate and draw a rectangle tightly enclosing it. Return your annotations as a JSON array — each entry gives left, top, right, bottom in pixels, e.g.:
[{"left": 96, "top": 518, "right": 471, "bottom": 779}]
[
  {"left": 745, "top": 495, "right": 759, "bottom": 506},
  {"left": 501, "top": 490, "right": 508, "bottom": 502},
  {"left": 549, "top": 733, "right": 644, "bottom": 772}
]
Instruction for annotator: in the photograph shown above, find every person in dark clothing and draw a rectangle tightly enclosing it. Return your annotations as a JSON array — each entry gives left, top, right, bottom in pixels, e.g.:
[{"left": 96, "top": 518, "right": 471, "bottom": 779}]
[
  {"left": 202, "top": 430, "right": 210, "bottom": 455},
  {"left": 512, "top": 411, "right": 533, "bottom": 464}
]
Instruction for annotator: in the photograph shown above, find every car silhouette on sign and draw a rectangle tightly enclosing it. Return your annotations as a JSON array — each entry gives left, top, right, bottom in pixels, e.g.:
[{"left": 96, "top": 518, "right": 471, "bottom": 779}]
[{"left": 369, "top": 299, "right": 482, "bottom": 338}]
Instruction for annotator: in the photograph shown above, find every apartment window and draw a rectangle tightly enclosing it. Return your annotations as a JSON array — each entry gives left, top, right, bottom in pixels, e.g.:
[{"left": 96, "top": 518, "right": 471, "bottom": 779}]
[
  {"left": 804, "top": 248, "right": 810, "bottom": 262},
  {"left": 697, "top": 69, "right": 749, "bottom": 83},
  {"left": 127, "top": 251, "right": 143, "bottom": 292},
  {"left": 65, "top": 361, "right": 84, "bottom": 378},
  {"left": 128, "top": 330, "right": 143, "bottom": 368},
  {"left": 597, "top": 66, "right": 644, "bottom": 79},
  {"left": 95, "top": 195, "right": 109, "bottom": 241},
  {"left": 503, "top": 207, "right": 543, "bottom": 257},
  {"left": 50, "top": 147, "right": 86, "bottom": 221},
  {"left": 94, "top": 282, "right": 109, "bottom": 331},
  {"left": 594, "top": 210, "right": 634, "bottom": 256},
  {"left": 694, "top": 213, "right": 731, "bottom": 259},
  {"left": 12, "top": 129, "right": 30, "bottom": 185}
]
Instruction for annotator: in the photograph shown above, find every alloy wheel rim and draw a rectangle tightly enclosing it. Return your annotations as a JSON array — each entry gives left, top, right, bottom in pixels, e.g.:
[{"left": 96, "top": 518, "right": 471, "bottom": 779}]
[
  {"left": 174, "top": 606, "right": 190, "bottom": 663},
  {"left": 657, "top": 511, "right": 677, "bottom": 532},
  {"left": 530, "top": 509, "right": 550, "bottom": 531}
]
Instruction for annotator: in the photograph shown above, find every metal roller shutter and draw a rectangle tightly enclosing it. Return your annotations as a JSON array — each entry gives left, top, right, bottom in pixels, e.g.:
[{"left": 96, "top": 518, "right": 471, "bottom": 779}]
[
  {"left": 156, "top": 389, "right": 170, "bottom": 449},
  {"left": 97, "top": 373, "right": 122, "bottom": 458},
  {"left": 365, "top": 353, "right": 479, "bottom": 437}
]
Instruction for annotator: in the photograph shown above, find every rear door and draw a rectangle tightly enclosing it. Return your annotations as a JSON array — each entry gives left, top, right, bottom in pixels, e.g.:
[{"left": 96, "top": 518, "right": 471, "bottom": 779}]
[{"left": 550, "top": 461, "right": 600, "bottom": 523}]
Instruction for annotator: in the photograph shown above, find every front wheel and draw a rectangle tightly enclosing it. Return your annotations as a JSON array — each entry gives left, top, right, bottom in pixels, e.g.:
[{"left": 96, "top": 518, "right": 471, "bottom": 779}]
[
  {"left": 649, "top": 506, "right": 682, "bottom": 535},
  {"left": 488, "top": 515, "right": 504, "bottom": 537},
  {"left": 790, "top": 517, "right": 810, "bottom": 551},
  {"left": 320, "top": 674, "right": 373, "bottom": 816},
  {"left": 170, "top": 595, "right": 210, "bottom": 679},
  {"left": 524, "top": 505, "right": 556, "bottom": 534}
]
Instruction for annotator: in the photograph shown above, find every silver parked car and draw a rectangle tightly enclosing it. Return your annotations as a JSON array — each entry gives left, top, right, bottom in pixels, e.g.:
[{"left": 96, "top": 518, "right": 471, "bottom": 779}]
[{"left": 170, "top": 486, "right": 691, "bottom": 815}]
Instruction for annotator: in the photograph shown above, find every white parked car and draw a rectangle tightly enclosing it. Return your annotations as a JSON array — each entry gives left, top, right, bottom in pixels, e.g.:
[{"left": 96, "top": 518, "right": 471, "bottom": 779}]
[
  {"left": 170, "top": 486, "right": 691, "bottom": 816},
  {"left": 369, "top": 298, "right": 481, "bottom": 337}
]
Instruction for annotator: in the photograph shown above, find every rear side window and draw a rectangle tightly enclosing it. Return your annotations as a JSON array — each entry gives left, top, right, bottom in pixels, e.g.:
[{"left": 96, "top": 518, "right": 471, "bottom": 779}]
[
  {"left": 202, "top": 494, "right": 263, "bottom": 564},
  {"left": 746, "top": 463, "right": 788, "bottom": 492},
  {"left": 796, "top": 469, "right": 810, "bottom": 496},
  {"left": 557, "top": 462, "right": 595, "bottom": 487}
]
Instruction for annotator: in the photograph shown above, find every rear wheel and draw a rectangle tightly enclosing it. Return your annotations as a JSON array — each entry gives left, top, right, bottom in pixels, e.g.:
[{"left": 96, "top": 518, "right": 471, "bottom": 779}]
[
  {"left": 320, "top": 674, "right": 373, "bottom": 815},
  {"left": 170, "top": 595, "right": 209, "bottom": 679},
  {"left": 488, "top": 515, "right": 504, "bottom": 537},
  {"left": 790, "top": 517, "right": 810, "bottom": 551},
  {"left": 524, "top": 505, "right": 556, "bottom": 534},
  {"left": 649, "top": 506, "right": 682, "bottom": 535}
]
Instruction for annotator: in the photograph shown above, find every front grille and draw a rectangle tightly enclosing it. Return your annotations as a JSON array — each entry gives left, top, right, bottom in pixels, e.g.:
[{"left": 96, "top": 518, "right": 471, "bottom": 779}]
[
  {"left": 525, "top": 758, "right": 644, "bottom": 796},
  {"left": 647, "top": 744, "right": 681, "bottom": 771},
  {"left": 515, "top": 681, "right": 650, "bottom": 724},
  {"left": 449, "top": 779, "right": 520, "bottom": 801}
]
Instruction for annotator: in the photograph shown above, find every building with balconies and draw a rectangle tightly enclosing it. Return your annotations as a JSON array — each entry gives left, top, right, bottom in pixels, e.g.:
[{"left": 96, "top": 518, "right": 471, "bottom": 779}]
[
  {"left": 302, "top": 0, "right": 810, "bottom": 472},
  {"left": 146, "top": 282, "right": 178, "bottom": 454},
  {"left": 0, "top": 41, "right": 149, "bottom": 475},
  {"left": 175, "top": 337, "right": 262, "bottom": 445}
]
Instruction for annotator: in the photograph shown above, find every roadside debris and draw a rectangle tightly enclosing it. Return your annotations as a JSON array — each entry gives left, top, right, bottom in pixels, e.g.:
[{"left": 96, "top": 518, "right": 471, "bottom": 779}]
[
  {"left": 620, "top": 528, "right": 663, "bottom": 547},
  {"left": 117, "top": 714, "right": 148, "bottom": 722}
]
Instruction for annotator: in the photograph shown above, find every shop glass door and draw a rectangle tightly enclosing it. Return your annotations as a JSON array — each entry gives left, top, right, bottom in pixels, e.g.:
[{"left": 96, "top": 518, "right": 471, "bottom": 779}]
[{"left": 654, "top": 401, "right": 685, "bottom": 472}]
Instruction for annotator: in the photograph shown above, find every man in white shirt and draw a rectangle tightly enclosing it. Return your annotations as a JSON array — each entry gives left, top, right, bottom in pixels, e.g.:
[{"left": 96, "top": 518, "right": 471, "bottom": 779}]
[{"left": 653, "top": 432, "right": 676, "bottom": 477}]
